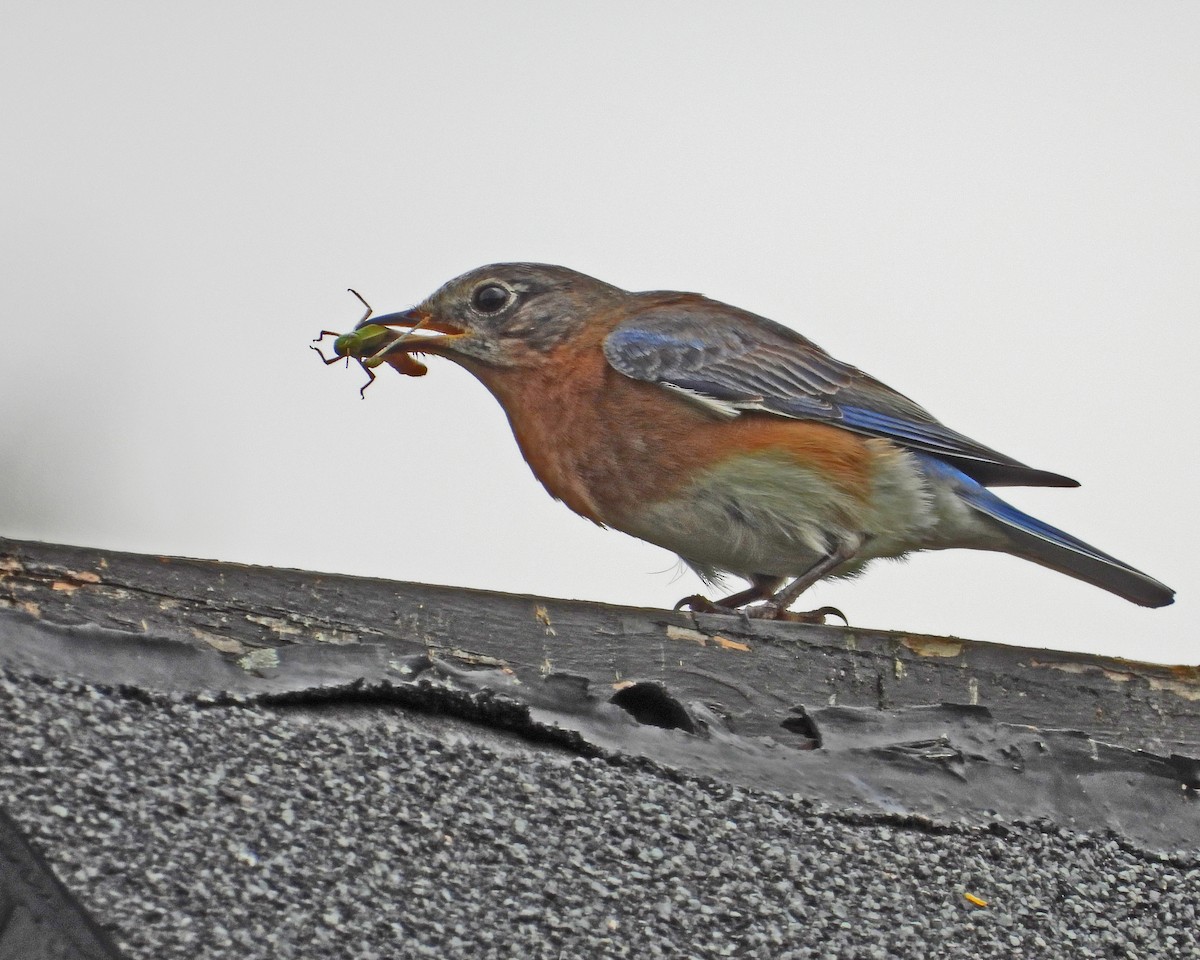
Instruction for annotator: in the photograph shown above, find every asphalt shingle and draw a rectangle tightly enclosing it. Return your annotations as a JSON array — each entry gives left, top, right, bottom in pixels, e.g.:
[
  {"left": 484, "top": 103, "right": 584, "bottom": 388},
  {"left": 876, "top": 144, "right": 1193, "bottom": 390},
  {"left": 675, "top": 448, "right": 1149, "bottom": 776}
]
[
  {"left": 1, "top": 670, "right": 1196, "bottom": 959},
  {"left": 2, "top": 536, "right": 1197, "bottom": 958}
]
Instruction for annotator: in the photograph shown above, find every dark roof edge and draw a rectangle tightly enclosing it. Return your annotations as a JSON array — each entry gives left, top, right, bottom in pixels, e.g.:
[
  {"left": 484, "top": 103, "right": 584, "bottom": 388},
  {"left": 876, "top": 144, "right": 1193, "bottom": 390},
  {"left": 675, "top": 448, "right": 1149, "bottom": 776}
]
[{"left": 2, "top": 535, "right": 1197, "bottom": 854}]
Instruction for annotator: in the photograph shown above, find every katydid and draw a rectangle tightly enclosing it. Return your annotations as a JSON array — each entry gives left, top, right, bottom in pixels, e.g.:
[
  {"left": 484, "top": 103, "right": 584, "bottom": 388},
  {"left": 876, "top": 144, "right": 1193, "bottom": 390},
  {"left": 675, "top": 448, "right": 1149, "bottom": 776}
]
[{"left": 312, "top": 290, "right": 427, "bottom": 397}]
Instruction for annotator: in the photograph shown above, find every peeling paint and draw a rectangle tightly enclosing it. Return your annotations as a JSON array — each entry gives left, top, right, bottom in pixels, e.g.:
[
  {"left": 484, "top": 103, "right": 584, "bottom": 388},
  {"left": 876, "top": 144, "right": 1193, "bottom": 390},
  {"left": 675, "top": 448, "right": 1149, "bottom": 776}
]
[
  {"left": 1029, "top": 658, "right": 1200, "bottom": 700},
  {"left": 0, "top": 556, "right": 24, "bottom": 576},
  {"left": 902, "top": 637, "right": 963, "bottom": 659},
  {"left": 238, "top": 648, "right": 280, "bottom": 672},
  {"left": 1147, "top": 676, "right": 1200, "bottom": 702},
  {"left": 436, "top": 647, "right": 511, "bottom": 669},
  {"left": 969, "top": 677, "right": 979, "bottom": 706},
  {"left": 666, "top": 625, "right": 708, "bottom": 646},
  {"left": 1029, "top": 659, "right": 1132, "bottom": 684},
  {"left": 712, "top": 636, "right": 750, "bottom": 652},
  {"left": 1027, "top": 659, "right": 1200, "bottom": 701},
  {"left": 245, "top": 614, "right": 304, "bottom": 637},
  {"left": 893, "top": 658, "right": 906, "bottom": 680},
  {"left": 534, "top": 605, "right": 557, "bottom": 636},
  {"left": 191, "top": 629, "right": 246, "bottom": 655},
  {"left": 50, "top": 570, "right": 102, "bottom": 593},
  {"left": 307, "top": 629, "right": 362, "bottom": 646}
]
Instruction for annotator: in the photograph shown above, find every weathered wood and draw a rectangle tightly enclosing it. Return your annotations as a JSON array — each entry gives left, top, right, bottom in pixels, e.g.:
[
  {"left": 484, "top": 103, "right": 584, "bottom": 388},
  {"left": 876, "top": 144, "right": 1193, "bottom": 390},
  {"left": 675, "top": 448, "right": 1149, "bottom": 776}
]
[
  {"left": 2, "top": 535, "right": 1195, "bottom": 754},
  {"left": 3, "top": 535, "right": 1199, "bottom": 852}
]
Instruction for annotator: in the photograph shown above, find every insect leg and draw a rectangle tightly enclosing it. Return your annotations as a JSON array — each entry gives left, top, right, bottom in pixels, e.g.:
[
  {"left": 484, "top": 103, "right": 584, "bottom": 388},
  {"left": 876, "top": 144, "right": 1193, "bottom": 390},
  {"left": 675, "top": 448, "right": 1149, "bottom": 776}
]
[
  {"left": 356, "top": 361, "right": 377, "bottom": 399},
  {"left": 347, "top": 288, "right": 373, "bottom": 326}
]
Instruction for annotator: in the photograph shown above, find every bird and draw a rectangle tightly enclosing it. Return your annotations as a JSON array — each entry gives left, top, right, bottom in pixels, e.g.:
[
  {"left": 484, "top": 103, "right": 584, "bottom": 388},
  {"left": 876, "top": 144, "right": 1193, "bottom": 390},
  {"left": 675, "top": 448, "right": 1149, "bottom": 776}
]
[{"left": 356, "top": 262, "right": 1174, "bottom": 619}]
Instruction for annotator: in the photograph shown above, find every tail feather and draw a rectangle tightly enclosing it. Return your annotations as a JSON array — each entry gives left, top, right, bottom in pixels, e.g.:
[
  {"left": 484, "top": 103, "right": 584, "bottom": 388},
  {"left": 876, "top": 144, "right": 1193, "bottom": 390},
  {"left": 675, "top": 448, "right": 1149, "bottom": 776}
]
[{"left": 960, "top": 484, "right": 1175, "bottom": 608}]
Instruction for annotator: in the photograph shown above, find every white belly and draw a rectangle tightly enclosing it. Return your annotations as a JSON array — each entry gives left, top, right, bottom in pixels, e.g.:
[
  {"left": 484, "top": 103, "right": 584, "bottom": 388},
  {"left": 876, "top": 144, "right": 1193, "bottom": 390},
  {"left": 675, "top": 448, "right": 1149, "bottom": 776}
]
[{"left": 615, "top": 441, "right": 1002, "bottom": 582}]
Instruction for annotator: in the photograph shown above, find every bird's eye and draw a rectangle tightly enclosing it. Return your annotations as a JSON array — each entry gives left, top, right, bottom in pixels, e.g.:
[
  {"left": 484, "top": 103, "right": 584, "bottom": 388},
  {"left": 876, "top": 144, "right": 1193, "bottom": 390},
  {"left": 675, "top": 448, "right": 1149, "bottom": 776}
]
[{"left": 471, "top": 283, "right": 512, "bottom": 314}]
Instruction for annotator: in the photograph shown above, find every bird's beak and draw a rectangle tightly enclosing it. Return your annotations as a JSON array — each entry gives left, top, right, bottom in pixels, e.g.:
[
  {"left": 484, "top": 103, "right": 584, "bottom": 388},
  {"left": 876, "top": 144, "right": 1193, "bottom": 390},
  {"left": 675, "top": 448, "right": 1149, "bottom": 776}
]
[{"left": 359, "top": 308, "right": 471, "bottom": 358}]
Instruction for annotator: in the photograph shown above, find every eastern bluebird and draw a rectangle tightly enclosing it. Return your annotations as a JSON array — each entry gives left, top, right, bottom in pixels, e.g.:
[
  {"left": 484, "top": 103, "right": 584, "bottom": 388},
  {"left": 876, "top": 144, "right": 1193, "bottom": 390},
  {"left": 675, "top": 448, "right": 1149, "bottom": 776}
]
[{"left": 353, "top": 263, "right": 1174, "bottom": 619}]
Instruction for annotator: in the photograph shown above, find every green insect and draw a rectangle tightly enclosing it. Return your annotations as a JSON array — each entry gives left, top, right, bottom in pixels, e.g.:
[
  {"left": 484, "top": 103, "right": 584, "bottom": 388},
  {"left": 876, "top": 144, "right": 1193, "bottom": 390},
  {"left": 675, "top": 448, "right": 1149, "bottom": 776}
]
[{"left": 312, "top": 289, "right": 427, "bottom": 397}]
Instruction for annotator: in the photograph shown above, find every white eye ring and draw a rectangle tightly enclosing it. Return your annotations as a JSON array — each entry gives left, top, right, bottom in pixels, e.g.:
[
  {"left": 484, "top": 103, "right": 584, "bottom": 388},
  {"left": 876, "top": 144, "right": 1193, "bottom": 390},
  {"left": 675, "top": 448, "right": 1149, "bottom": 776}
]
[{"left": 470, "top": 282, "right": 513, "bottom": 314}]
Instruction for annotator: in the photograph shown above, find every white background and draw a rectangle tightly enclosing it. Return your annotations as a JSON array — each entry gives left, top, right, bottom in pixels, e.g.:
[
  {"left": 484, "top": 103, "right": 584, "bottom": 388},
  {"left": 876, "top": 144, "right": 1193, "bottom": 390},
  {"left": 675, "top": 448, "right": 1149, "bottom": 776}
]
[{"left": 2, "top": 3, "right": 1195, "bottom": 663}]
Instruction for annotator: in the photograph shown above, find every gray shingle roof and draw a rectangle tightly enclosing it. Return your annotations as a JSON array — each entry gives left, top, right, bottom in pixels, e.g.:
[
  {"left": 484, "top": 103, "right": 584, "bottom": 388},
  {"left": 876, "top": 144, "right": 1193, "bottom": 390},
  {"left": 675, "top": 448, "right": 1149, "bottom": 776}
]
[{"left": 1, "top": 536, "right": 1197, "bottom": 958}]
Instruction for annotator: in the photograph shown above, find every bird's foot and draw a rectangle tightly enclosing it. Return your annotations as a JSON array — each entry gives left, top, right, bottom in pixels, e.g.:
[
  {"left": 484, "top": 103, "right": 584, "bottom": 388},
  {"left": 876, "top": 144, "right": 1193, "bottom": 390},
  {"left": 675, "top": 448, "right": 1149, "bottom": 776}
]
[
  {"left": 676, "top": 594, "right": 847, "bottom": 625},
  {"left": 674, "top": 594, "right": 727, "bottom": 614},
  {"left": 744, "top": 603, "right": 848, "bottom": 625}
]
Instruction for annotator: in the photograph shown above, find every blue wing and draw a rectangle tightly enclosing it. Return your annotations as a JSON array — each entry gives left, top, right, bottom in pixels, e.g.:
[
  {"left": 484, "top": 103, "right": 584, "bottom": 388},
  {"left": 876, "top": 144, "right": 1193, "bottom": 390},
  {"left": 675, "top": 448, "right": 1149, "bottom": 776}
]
[{"left": 603, "top": 297, "right": 1078, "bottom": 488}]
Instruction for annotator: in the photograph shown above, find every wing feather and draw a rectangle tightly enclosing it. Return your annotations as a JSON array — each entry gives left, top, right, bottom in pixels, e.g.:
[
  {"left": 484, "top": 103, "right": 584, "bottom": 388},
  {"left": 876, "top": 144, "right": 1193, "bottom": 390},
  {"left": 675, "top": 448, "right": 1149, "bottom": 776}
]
[{"left": 603, "top": 300, "right": 1078, "bottom": 488}]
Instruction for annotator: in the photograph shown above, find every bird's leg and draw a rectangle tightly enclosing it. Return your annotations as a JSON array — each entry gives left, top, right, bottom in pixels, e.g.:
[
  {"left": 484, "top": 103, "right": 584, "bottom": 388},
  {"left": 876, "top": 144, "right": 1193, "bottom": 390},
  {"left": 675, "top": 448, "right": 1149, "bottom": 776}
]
[
  {"left": 675, "top": 574, "right": 784, "bottom": 614},
  {"left": 745, "top": 539, "right": 861, "bottom": 623}
]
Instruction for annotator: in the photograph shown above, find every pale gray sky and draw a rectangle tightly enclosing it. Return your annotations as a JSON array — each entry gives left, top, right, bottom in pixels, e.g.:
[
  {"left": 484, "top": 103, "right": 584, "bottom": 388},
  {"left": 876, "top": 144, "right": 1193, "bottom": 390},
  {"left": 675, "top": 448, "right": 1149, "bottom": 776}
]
[{"left": 2, "top": 2, "right": 1195, "bottom": 663}]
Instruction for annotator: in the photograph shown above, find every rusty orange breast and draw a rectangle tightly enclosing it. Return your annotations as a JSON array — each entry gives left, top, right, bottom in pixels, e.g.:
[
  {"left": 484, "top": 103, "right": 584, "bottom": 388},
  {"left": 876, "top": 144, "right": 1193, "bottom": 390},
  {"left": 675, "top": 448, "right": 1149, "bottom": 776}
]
[{"left": 463, "top": 343, "right": 876, "bottom": 528}]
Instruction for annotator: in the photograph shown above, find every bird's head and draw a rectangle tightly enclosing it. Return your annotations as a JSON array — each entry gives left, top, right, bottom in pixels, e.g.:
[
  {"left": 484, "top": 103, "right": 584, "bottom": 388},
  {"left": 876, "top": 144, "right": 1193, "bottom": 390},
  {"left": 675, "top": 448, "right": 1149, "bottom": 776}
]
[{"left": 363, "top": 263, "right": 626, "bottom": 369}]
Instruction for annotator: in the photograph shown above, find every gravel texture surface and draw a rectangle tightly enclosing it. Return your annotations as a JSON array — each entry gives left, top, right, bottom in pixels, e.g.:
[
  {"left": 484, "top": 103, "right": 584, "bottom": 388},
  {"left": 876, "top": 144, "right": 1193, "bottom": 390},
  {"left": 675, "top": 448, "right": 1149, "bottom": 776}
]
[{"left": 1, "top": 669, "right": 1196, "bottom": 960}]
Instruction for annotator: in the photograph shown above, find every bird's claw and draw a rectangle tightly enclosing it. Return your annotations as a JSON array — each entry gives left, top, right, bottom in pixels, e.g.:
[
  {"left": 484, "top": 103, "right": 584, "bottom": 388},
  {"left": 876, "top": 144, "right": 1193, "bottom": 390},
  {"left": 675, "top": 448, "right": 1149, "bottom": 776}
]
[
  {"left": 674, "top": 594, "right": 725, "bottom": 613},
  {"left": 745, "top": 603, "right": 848, "bottom": 625},
  {"left": 675, "top": 595, "right": 847, "bottom": 625}
]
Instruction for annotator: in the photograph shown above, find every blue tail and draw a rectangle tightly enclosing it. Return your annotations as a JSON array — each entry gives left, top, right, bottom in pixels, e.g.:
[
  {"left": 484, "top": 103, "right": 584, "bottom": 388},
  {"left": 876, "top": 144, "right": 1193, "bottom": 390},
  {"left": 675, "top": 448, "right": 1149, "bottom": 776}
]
[{"left": 923, "top": 457, "right": 1174, "bottom": 608}]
